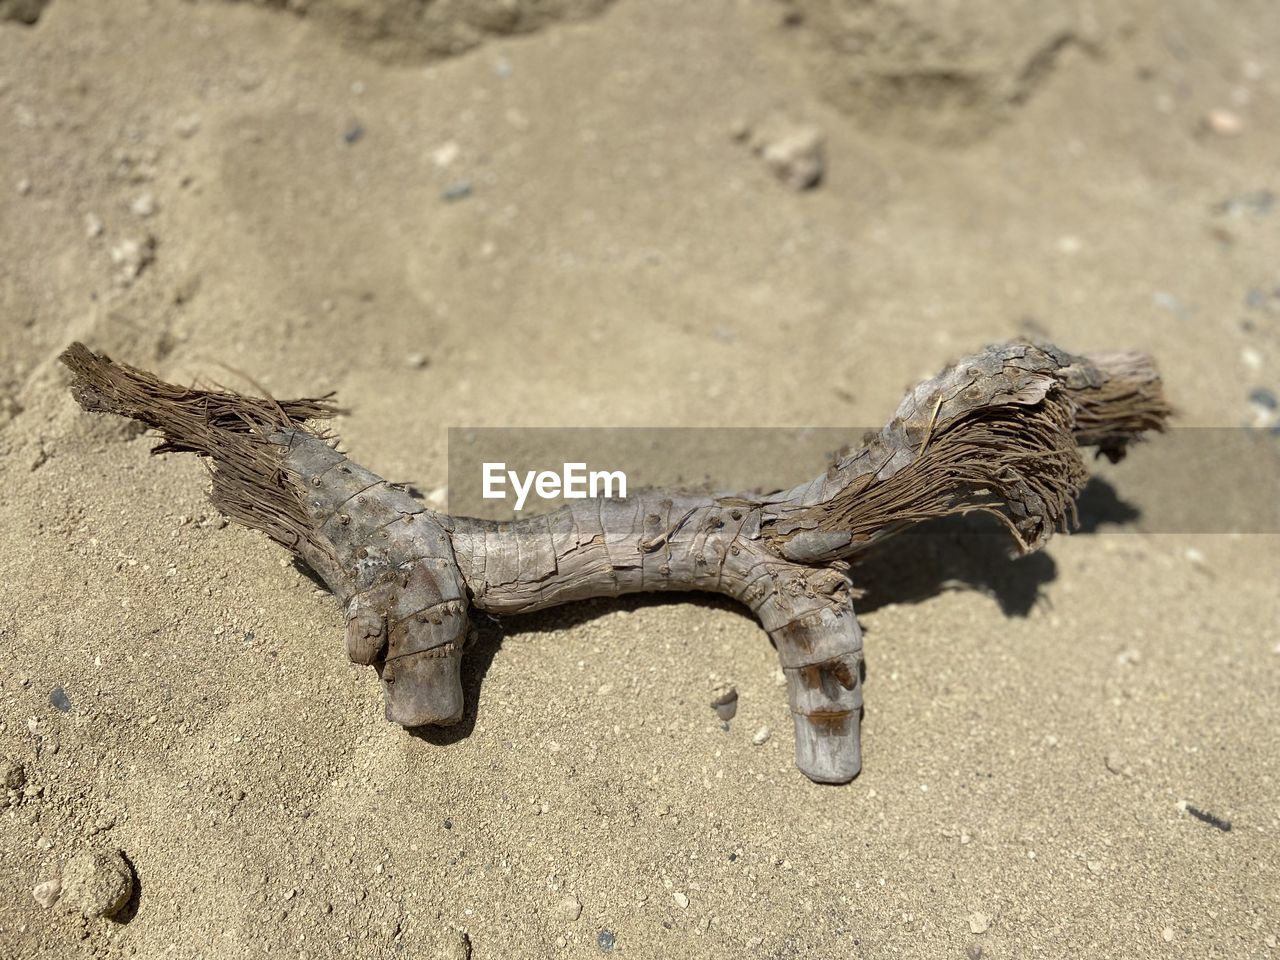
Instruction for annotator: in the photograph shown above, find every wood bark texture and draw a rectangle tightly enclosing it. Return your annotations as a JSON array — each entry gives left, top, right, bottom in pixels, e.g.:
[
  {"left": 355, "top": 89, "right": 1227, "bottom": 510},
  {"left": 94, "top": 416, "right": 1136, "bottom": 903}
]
[{"left": 61, "top": 340, "right": 1169, "bottom": 783}]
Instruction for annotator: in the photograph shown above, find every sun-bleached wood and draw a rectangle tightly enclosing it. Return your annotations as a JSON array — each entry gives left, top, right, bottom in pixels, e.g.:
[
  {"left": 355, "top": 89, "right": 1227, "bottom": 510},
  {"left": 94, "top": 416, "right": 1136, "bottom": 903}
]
[{"left": 61, "top": 340, "right": 1169, "bottom": 783}]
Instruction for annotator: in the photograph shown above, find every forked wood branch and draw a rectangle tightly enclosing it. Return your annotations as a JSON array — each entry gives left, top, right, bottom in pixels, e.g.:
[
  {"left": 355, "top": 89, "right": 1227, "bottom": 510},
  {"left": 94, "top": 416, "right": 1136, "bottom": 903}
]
[{"left": 61, "top": 340, "right": 1169, "bottom": 783}]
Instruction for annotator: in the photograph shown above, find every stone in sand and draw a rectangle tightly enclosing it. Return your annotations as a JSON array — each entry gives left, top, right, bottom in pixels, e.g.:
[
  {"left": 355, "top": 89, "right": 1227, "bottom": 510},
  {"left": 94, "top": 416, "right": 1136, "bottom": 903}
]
[
  {"left": 32, "top": 878, "right": 61, "bottom": 909},
  {"left": 1206, "top": 109, "right": 1243, "bottom": 137},
  {"left": 1, "top": 757, "right": 25, "bottom": 791},
  {"left": 751, "top": 121, "right": 826, "bottom": 190},
  {"left": 60, "top": 849, "right": 134, "bottom": 918},
  {"left": 710, "top": 683, "right": 738, "bottom": 721}
]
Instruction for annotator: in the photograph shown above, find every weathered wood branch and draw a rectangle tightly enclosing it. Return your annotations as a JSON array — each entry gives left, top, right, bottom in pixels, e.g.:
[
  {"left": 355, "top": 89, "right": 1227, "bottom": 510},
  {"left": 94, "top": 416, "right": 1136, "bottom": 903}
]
[{"left": 61, "top": 340, "right": 1169, "bottom": 783}]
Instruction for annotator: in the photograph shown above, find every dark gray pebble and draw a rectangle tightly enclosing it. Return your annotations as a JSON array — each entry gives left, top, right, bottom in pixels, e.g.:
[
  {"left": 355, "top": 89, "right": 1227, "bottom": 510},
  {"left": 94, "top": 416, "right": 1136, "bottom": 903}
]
[
  {"left": 1248, "top": 387, "right": 1277, "bottom": 410},
  {"left": 49, "top": 686, "right": 73, "bottom": 713},
  {"left": 710, "top": 685, "right": 739, "bottom": 722},
  {"left": 442, "top": 180, "right": 472, "bottom": 202}
]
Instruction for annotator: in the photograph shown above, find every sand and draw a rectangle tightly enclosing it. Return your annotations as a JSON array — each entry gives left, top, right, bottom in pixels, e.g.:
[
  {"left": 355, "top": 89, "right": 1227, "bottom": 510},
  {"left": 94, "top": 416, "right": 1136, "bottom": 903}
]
[{"left": 1, "top": 1, "right": 1278, "bottom": 957}]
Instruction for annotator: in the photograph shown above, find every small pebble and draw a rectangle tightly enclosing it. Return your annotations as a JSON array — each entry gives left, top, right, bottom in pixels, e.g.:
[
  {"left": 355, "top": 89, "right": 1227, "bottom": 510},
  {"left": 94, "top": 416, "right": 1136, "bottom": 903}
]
[
  {"left": 130, "top": 192, "right": 157, "bottom": 218},
  {"left": 672, "top": 891, "right": 689, "bottom": 909},
  {"left": 16, "top": 177, "right": 31, "bottom": 195},
  {"left": 1249, "top": 387, "right": 1277, "bottom": 410},
  {"left": 1087, "top": 860, "right": 1103, "bottom": 874},
  {"left": 442, "top": 180, "right": 472, "bottom": 202},
  {"left": 710, "top": 683, "right": 738, "bottom": 722},
  {"left": 60, "top": 849, "right": 134, "bottom": 918},
  {"left": 751, "top": 726, "right": 771, "bottom": 746},
  {"left": 50, "top": 686, "right": 73, "bottom": 713},
  {"left": 968, "top": 912, "right": 990, "bottom": 935},
  {"left": 1105, "top": 751, "right": 1131, "bottom": 776},
  {"left": 751, "top": 121, "right": 825, "bottom": 190},
  {"left": 597, "top": 930, "right": 616, "bottom": 952},
  {"left": 1, "top": 758, "right": 25, "bottom": 790},
  {"left": 110, "top": 236, "right": 156, "bottom": 286},
  {"left": 32, "top": 879, "right": 61, "bottom": 909},
  {"left": 559, "top": 895, "right": 582, "bottom": 921},
  {"left": 1219, "top": 189, "right": 1274, "bottom": 217},
  {"left": 1206, "top": 109, "right": 1244, "bottom": 136},
  {"left": 343, "top": 122, "right": 364, "bottom": 145},
  {"left": 1162, "top": 926, "right": 1175, "bottom": 942},
  {"left": 966, "top": 946, "right": 983, "bottom": 960},
  {"left": 432, "top": 140, "right": 460, "bottom": 169},
  {"left": 84, "top": 213, "right": 104, "bottom": 239},
  {"left": 1247, "top": 387, "right": 1279, "bottom": 427},
  {"left": 406, "top": 353, "right": 428, "bottom": 369}
]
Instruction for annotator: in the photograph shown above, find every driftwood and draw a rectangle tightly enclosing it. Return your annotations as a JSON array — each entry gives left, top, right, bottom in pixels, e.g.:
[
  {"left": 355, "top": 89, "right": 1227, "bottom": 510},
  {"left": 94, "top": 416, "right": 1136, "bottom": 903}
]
[{"left": 61, "top": 341, "right": 1169, "bottom": 783}]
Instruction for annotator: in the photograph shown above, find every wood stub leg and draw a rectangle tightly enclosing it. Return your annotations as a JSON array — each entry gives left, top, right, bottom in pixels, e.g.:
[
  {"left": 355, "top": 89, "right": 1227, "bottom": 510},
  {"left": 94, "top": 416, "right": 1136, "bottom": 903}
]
[
  {"left": 377, "top": 648, "right": 465, "bottom": 727},
  {"left": 769, "top": 601, "right": 864, "bottom": 784},
  {"left": 375, "top": 595, "right": 469, "bottom": 728}
]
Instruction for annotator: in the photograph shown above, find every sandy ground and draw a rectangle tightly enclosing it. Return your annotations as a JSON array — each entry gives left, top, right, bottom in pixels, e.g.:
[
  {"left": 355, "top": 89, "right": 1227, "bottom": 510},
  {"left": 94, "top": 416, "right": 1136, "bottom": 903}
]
[{"left": 2, "top": 1, "right": 1279, "bottom": 957}]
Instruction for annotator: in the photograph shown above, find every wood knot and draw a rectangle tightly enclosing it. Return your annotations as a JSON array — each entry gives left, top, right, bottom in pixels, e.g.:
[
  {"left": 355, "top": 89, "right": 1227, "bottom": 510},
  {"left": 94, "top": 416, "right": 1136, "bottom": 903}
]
[{"left": 345, "top": 608, "right": 387, "bottom": 665}]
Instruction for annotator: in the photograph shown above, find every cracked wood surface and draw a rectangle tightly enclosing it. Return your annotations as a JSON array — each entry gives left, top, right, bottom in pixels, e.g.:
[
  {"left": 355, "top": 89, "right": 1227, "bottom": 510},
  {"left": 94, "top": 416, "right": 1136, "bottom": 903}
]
[{"left": 61, "top": 340, "right": 1169, "bottom": 783}]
